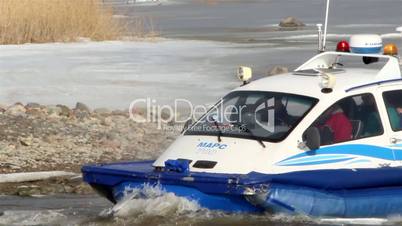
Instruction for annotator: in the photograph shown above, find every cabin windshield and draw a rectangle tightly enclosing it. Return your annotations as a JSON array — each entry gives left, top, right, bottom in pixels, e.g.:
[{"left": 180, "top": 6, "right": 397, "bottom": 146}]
[{"left": 185, "top": 91, "right": 318, "bottom": 142}]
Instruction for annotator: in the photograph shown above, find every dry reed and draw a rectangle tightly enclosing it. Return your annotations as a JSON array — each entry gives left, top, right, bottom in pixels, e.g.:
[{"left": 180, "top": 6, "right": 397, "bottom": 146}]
[{"left": 0, "top": 0, "right": 124, "bottom": 44}]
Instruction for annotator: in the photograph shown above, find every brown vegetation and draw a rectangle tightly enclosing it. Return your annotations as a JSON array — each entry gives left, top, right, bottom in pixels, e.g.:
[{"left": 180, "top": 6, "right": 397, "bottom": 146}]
[{"left": 0, "top": 0, "right": 124, "bottom": 44}]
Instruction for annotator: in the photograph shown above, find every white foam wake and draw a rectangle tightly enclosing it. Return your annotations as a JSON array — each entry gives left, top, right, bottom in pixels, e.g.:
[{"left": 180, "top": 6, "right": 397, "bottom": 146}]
[
  {"left": 101, "top": 184, "right": 201, "bottom": 218},
  {"left": 0, "top": 210, "right": 67, "bottom": 226}
]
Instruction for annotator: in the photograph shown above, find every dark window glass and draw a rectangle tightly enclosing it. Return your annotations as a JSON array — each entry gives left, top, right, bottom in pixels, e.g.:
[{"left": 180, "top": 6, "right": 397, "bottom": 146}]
[
  {"left": 383, "top": 90, "right": 402, "bottom": 132},
  {"left": 308, "top": 93, "right": 383, "bottom": 146},
  {"left": 185, "top": 91, "right": 318, "bottom": 142}
]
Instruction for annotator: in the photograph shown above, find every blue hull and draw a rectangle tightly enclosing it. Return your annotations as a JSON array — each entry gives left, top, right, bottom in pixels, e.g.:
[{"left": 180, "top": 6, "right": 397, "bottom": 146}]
[{"left": 82, "top": 160, "right": 402, "bottom": 217}]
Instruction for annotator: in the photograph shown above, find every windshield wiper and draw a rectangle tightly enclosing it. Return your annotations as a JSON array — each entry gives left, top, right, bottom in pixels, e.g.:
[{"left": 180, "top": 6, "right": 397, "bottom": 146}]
[
  {"left": 232, "top": 123, "right": 266, "bottom": 148},
  {"left": 246, "top": 128, "right": 266, "bottom": 148},
  {"left": 211, "top": 117, "right": 222, "bottom": 142}
]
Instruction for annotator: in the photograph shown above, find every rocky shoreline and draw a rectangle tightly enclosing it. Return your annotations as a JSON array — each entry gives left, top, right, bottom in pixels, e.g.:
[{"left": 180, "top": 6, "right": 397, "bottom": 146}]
[{"left": 0, "top": 102, "right": 180, "bottom": 196}]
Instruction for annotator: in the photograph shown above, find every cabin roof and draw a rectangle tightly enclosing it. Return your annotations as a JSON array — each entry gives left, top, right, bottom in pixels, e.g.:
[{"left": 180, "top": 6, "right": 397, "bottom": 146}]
[{"left": 236, "top": 52, "right": 402, "bottom": 98}]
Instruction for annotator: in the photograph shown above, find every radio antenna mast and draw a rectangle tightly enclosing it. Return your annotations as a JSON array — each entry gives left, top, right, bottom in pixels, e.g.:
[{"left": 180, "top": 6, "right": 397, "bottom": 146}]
[{"left": 322, "top": 0, "right": 331, "bottom": 51}]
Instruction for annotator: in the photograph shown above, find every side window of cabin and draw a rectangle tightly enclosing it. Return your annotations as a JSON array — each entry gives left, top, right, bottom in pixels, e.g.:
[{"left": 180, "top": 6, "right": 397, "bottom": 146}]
[
  {"left": 309, "top": 93, "right": 383, "bottom": 146},
  {"left": 383, "top": 90, "right": 402, "bottom": 132}
]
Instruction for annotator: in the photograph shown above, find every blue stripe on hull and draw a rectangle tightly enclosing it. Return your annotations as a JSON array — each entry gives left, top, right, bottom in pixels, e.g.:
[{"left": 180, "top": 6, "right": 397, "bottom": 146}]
[{"left": 276, "top": 144, "right": 396, "bottom": 166}]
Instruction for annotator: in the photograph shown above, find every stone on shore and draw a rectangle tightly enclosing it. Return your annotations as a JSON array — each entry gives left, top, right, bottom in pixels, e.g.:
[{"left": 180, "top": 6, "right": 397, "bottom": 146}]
[
  {"left": 268, "top": 66, "right": 289, "bottom": 76},
  {"left": 56, "top": 104, "right": 72, "bottom": 117},
  {"left": 94, "top": 108, "right": 112, "bottom": 116},
  {"left": 19, "top": 136, "right": 34, "bottom": 147},
  {"left": 0, "top": 105, "right": 6, "bottom": 114},
  {"left": 75, "top": 102, "right": 91, "bottom": 113},
  {"left": 25, "top": 102, "right": 42, "bottom": 109},
  {"left": 279, "top": 16, "right": 305, "bottom": 27},
  {"left": 0, "top": 101, "right": 181, "bottom": 195},
  {"left": 5, "top": 103, "right": 26, "bottom": 116},
  {"left": 46, "top": 105, "right": 62, "bottom": 117}
]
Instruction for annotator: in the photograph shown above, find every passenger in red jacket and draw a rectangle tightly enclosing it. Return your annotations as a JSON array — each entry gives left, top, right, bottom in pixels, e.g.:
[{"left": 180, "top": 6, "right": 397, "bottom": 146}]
[{"left": 325, "top": 105, "right": 353, "bottom": 143}]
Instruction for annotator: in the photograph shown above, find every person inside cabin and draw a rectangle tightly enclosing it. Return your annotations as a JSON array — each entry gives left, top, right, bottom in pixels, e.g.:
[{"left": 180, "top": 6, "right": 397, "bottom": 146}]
[
  {"left": 323, "top": 104, "right": 353, "bottom": 143},
  {"left": 361, "top": 95, "right": 381, "bottom": 136},
  {"left": 385, "top": 96, "right": 402, "bottom": 131},
  {"left": 274, "top": 98, "right": 291, "bottom": 126}
]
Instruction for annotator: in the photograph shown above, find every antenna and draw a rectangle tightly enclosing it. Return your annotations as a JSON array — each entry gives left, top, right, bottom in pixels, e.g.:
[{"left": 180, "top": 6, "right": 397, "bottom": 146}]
[
  {"left": 317, "top": 23, "right": 323, "bottom": 52},
  {"left": 397, "top": 26, "right": 402, "bottom": 65},
  {"left": 322, "top": 0, "right": 331, "bottom": 51}
]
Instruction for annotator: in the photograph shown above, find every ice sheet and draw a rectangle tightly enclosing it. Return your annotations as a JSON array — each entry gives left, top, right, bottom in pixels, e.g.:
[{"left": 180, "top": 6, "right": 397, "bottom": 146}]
[{"left": 0, "top": 39, "right": 311, "bottom": 109}]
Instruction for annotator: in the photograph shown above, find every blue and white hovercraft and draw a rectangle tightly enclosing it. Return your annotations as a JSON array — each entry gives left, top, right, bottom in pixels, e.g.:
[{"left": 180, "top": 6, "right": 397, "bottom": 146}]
[{"left": 82, "top": 7, "right": 402, "bottom": 219}]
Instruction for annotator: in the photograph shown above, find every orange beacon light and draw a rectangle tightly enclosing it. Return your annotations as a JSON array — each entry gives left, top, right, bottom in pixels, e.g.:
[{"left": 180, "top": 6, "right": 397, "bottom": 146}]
[{"left": 383, "top": 43, "right": 398, "bottom": 56}]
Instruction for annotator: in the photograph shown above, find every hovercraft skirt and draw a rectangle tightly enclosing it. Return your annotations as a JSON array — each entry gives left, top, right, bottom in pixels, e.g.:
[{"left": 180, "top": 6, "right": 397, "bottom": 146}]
[{"left": 82, "top": 161, "right": 402, "bottom": 216}]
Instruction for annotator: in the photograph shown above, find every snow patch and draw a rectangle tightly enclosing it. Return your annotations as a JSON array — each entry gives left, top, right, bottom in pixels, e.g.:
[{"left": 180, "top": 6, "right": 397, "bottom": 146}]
[
  {"left": 0, "top": 171, "right": 77, "bottom": 183},
  {"left": 318, "top": 217, "right": 388, "bottom": 225}
]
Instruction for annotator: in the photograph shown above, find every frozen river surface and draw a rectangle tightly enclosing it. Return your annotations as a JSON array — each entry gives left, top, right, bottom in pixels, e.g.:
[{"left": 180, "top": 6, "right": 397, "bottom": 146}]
[
  {"left": 1, "top": 0, "right": 402, "bottom": 225},
  {"left": 1, "top": 0, "right": 401, "bottom": 109}
]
